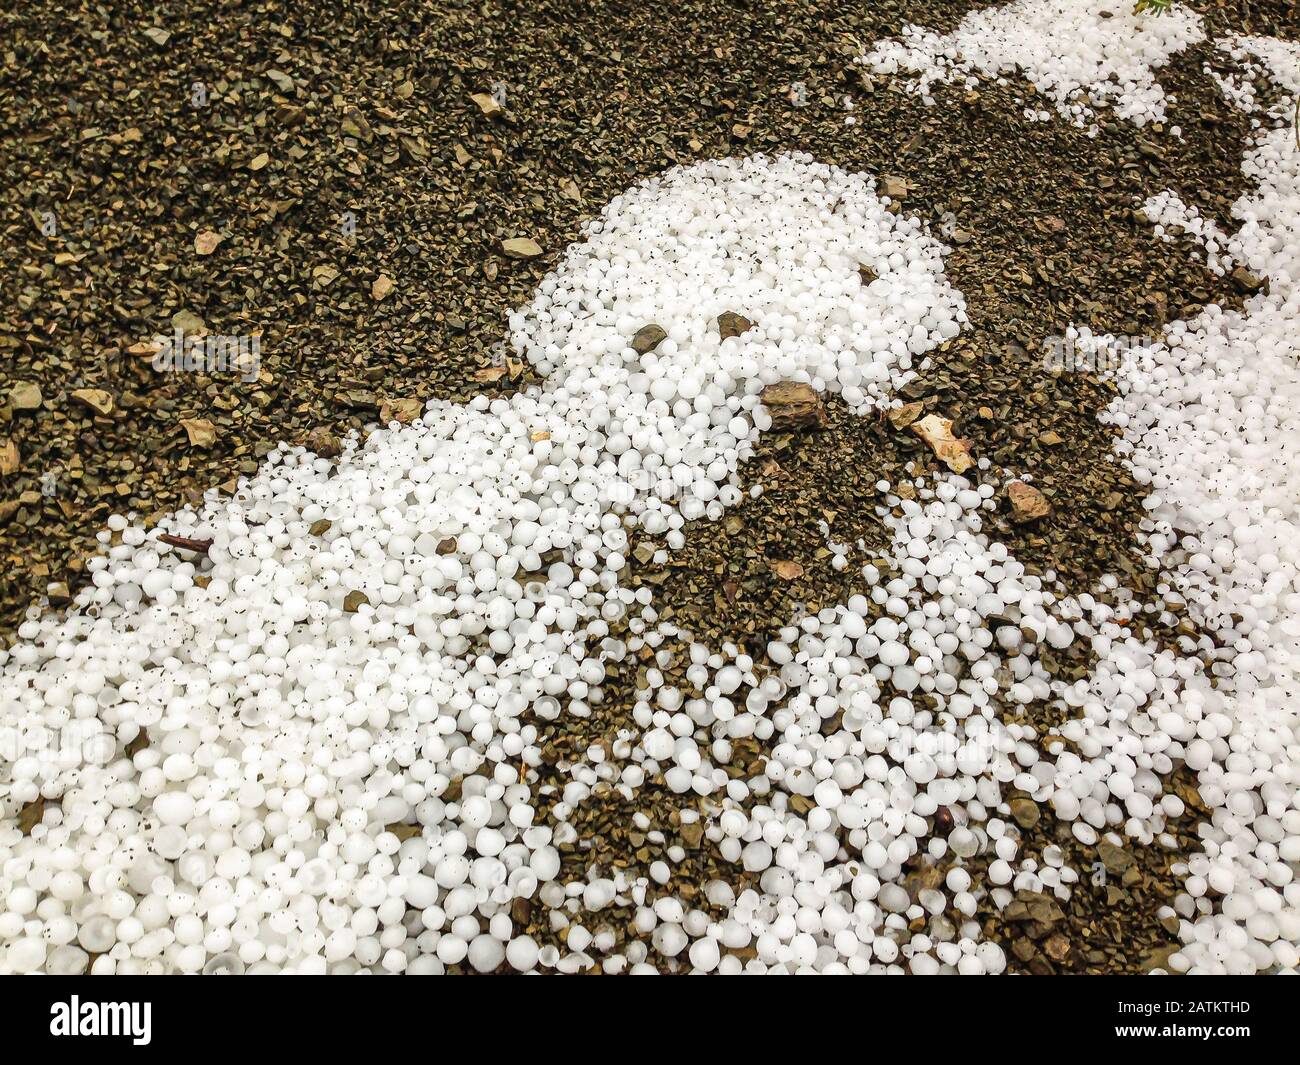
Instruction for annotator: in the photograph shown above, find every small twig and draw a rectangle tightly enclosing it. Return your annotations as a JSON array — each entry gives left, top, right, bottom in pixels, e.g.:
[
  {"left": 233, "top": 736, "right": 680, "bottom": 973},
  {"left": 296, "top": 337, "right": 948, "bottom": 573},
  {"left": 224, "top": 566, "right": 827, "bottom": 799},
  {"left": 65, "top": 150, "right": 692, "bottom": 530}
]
[{"left": 158, "top": 533, "right": 213, "bottom": 554}]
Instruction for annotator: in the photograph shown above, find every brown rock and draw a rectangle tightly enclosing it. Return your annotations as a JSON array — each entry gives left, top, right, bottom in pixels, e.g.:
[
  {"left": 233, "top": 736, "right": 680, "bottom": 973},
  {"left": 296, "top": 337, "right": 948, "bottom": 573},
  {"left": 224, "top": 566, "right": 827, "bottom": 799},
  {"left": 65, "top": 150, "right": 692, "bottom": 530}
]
[
  {"left": 887, "top": 400, "right": 925, "bottom": 430},
  {"left": 879, "top": 175, "right": 910, "bottom": 200},
  {"left": 760, "top": 380, "right": 825, "bottom": 429},
  {"left": 9, "top": 382, "right": 42, "bottom": 411},
  {"left": 717, "top": 311, "right": 752, "bottom": 339},
  {"left": 379, "top": 397, "right": 423, "bottom": 424},
  {"left": 1006, "top": 480, "right": 1052, "bottom": 524},
  {"left": 1009, "top": 796, "right": 1041, "bottom": 829},
  {"left": 179, "top": 417, "right": 217, "bottom": 447},
  {"left": 501, "top": 237, "right": 543, "bottom": 259},
  {"left": 1230, "top": 267, "right": 1267, "bottom": 295},
  {"left": 304, "top": 428, "right": 342, "bottom": 458},
  {"left": 70, "top": 388, "right": 114, "bottom": 416},
  {"left": 631, "top": 324, "right": 667, "bottom": 354},
  {"left": 1098, "top": 838, "right": 1134, "bottom": 876},
  {"left": 194, "top": 230, "right": 223, "bottom": 256},
  {"left": 470, "top": 92, "right": 504, "bottom": 118}
]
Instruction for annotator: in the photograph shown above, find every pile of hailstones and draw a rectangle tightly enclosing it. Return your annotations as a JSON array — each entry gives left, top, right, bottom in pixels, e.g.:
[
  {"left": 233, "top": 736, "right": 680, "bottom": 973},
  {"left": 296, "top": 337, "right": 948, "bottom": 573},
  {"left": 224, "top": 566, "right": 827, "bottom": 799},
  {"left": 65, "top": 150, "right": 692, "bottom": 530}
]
[{"left": 0, "top": 150, "right": 1294, "bottom": 975}]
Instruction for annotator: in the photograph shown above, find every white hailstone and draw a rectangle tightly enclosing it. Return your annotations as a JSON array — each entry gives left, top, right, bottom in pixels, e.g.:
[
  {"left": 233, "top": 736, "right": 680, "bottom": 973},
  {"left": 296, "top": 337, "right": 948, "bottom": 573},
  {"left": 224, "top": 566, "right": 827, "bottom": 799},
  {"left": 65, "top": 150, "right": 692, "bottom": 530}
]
[{"left": 860, "top": 0, "right": 1206, "bottom": 129}]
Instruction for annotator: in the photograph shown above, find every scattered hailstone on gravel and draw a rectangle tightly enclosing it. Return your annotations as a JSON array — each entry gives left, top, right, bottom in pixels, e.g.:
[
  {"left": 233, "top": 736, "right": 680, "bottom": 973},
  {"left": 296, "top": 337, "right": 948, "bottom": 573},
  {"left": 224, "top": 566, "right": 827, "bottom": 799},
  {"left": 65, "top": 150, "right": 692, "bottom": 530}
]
[
  {"left": 860, "top": 0, "right": 1205, "bottom": 130},
  {"left": 0, "top": 152, "right": 967, "bottom": 975},
  {"left": 1073, "top": 77, "right": 1300, "bottom": 973},
  {"left": 1141, "top": 190, "right": 1232, "bottom": 275}
]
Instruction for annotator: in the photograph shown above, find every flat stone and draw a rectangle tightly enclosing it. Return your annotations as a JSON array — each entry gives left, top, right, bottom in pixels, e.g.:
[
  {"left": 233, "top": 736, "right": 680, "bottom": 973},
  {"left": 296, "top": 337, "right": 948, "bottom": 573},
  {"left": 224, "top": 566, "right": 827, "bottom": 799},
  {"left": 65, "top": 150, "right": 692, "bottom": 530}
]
[{"left": 501, "top": 237, "right": 543, "bottom": 259}]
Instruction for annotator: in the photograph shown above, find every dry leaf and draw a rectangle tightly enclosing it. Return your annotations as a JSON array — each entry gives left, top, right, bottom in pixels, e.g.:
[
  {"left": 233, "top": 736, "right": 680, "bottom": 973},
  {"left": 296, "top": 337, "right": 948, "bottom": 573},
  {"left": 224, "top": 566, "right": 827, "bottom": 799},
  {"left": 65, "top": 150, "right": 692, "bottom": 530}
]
[
  {"left": 371, "top": 274, "right": 396, "bottom": 301},
  {"left": 530, "top": 431, "right": 550, "bottom": 442},
  {"left": 0, "top": 439, "right": 18, "bottom": 476},
  {"left": 194, "top": 230, "right": 223, "bottom": 256},
  {"left": 771, "top": 560, "right": 804, "bottom": 581},
  {"left": 910, "top": 414, "right": 974, "bottom": 474},
  {"left": 180, "top": 417, "right": 218, "bottom": 447},
  {"left": 474, "top": 366, "right": 507, "bottom": 383}
]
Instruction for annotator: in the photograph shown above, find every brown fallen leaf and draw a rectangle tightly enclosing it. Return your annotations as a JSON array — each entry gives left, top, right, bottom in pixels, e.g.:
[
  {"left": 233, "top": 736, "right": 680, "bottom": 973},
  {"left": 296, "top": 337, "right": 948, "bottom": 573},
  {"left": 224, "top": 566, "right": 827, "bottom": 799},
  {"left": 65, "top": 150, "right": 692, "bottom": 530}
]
[
  {"left": 0, "top": 439, "right": 18, "bottom": 475},
  {"left": 530, "top": 431, "right": 550, "bottom": 442},
  {"left": 474, "top": 366, "right": 507, "bottom": 383},
  {"left": 771, "top": 560, "right": 804, "bottom": 581},
  {"left": 371, "top": 274, "right": 396, "bottom": 301},
  {"left": 194, "top": 230, "right": 223, "bottom": 256},
  {"left": 910, "top": 414, "right": 974, "bottom": 474},
  {"left": 180, "top": 417, "right": 218, "bottom": 447}
]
